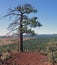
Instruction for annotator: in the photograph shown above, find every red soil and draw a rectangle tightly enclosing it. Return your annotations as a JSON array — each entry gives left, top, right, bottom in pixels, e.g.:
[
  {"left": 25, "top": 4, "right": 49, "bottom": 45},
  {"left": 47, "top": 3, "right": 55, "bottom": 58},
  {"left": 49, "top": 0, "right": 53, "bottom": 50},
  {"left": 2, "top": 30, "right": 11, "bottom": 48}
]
[{"left": 4, "top": 52, "right": 51, "bottom": 65}]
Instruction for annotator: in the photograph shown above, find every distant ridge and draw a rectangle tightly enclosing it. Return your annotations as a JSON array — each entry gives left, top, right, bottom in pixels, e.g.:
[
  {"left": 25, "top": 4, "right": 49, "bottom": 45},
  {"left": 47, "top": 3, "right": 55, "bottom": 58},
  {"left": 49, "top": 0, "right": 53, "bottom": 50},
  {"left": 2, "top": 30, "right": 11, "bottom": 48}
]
[{"left": 0, "top": 34, "right": 57, "bottom": 38}]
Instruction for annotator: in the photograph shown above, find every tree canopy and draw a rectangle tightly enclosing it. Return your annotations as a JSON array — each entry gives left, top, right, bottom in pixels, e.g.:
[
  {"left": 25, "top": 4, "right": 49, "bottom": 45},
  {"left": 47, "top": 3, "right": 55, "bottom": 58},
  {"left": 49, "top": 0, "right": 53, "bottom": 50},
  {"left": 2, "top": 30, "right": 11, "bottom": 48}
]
[{"left": 3, "top": 4, "right": 42, "bottom": 51}]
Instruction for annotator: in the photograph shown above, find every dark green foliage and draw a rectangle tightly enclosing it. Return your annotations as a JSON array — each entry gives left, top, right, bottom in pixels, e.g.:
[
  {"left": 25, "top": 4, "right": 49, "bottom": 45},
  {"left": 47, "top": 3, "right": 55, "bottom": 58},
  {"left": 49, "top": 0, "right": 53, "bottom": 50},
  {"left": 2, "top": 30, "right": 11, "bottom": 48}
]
[{"left": 23, "top": 38, "right": 46, "bottom": 52}]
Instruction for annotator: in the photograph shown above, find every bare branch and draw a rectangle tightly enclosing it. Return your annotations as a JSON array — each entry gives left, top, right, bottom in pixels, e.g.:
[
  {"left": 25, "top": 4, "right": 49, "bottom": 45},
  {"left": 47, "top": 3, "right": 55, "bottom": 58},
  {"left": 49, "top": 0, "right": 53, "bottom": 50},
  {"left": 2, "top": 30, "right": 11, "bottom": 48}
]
[{"left": 5, "top": 28, "right": 18, "bottom": 36}]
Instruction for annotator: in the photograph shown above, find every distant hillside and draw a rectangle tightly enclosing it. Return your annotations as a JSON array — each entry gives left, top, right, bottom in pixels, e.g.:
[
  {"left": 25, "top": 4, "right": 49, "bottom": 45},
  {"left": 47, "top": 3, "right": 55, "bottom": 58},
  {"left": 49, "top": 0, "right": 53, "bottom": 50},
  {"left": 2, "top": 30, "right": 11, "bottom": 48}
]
[
  {"left": 0, "top": 35, "right": 34, "bottom": 46},
  {"left": 0, "top": 34, "right": 57, "bottom": 46},
  {"left": 0, "top": 34, "right": 57, "bottom": 38}
]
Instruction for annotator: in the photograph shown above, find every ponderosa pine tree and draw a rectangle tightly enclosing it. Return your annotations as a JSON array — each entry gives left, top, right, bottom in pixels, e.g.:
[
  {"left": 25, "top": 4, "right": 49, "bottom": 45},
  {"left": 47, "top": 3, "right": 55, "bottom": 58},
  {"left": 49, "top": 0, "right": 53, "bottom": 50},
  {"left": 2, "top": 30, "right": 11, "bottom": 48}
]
[{"left": 3, "top": 4, "right": 42, "bottom": 52}]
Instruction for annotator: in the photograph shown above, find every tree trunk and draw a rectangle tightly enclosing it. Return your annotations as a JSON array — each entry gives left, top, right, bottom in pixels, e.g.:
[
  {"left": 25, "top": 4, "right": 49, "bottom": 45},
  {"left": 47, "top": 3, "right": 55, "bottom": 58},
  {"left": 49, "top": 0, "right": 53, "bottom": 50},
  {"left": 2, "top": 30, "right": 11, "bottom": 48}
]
[
  {"left": 52, "top": 50, "right": 55, "bottom": 65},
  {"left": 20, "top": 13, "right": 23, "bottom": 52}
]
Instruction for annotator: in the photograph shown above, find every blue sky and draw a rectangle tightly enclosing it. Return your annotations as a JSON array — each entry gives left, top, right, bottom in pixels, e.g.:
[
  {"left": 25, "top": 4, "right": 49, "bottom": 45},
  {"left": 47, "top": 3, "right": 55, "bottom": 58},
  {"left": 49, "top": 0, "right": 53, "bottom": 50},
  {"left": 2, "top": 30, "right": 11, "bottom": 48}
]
[{"left": 0, "top": 0, "right": 57, "bottom": 36}]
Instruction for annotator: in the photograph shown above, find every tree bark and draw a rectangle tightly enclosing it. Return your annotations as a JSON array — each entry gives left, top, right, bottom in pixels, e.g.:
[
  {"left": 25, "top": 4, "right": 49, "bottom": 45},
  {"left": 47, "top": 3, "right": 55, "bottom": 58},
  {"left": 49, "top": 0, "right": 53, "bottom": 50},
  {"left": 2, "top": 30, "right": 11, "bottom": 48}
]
[
  {"left": 20, "top": 13, "right": 23, "bottom": 52},
  {"left": 52, "top": 50, "right": 55, "bottom": 65}
]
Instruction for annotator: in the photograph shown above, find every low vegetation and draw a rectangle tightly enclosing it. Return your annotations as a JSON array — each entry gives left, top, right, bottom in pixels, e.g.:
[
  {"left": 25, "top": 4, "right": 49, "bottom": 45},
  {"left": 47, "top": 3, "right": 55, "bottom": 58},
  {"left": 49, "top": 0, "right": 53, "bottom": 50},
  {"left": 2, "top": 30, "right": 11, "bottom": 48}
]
[{"left": 0, "top": 35, "right": 57, "bottom": 65}]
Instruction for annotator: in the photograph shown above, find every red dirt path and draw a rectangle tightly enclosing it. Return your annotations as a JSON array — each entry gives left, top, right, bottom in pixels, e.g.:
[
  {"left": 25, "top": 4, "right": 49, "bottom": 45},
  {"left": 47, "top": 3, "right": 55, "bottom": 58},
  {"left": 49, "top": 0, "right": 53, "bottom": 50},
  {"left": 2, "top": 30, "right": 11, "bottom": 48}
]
[{"left": 4, "top": 52, "right": 52, "bottom": 65}]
